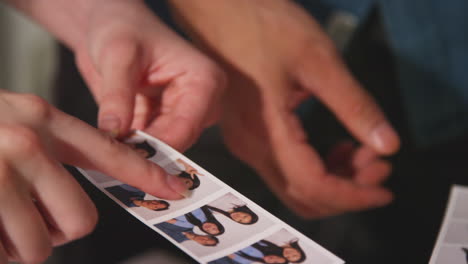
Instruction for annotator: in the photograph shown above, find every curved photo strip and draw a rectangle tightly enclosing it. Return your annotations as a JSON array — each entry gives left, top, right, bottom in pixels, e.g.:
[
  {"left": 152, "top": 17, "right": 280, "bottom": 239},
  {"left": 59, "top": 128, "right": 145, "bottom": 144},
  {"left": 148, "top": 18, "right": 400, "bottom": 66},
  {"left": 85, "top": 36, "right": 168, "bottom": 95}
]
[
  {"left": 430, "top": 185, "right": 468, "bottom": 264},
  {"left": 209, "top": 228, "right": 335, "bottom": 264},
  {"left": 78, "top": 130, "right": 344, "bottom": 264}
]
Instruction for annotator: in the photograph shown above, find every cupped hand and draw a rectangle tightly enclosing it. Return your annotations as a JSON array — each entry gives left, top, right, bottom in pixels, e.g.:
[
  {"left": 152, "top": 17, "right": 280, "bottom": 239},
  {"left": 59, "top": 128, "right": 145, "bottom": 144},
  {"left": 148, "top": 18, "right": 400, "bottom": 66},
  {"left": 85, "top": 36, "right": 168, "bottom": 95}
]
[
  {"left": 170, "top": 0, "right": 400, "bottom": 218},
  {"left": 0, "top": 91, "right": 188, "bottom": 263},
  {"left": 74, "top": 0, "right": 225, "bottom": 151}
]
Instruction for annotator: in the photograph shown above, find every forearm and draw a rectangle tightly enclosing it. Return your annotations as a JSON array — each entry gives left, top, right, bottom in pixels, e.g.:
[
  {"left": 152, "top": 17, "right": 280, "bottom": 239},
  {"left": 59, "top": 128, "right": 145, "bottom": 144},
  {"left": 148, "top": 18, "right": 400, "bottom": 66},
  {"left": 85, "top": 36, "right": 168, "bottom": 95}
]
[
  {"left": 2, "top": 0, "right": 140, "bottom": 50},
  {"left": 169, "top": 0, "right": 262, "bottom": 42}
]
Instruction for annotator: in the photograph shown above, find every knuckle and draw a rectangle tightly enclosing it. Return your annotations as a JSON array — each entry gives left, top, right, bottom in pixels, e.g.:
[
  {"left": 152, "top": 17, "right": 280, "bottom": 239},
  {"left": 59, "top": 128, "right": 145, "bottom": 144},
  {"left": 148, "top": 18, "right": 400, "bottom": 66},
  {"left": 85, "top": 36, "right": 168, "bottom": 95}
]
[
  {"left": 100, "top": 37, "right": 140, "bottom": 68},
  {"left": 192, "top": 60, "right": 227, "bottom": 92},
  {"left": 204, "top": 61, "right": 227, "bottom": 87},
  {"left": 289, "top": 183, "right": 316, "bottom": 201},
  {"left": 16, "top": 94, "right": 51, "bottom": 123},
  {"left": 0, "top": 125, "right": 42, "bottom": 157},
  {"left": 100, "top": 133, "right": 126, "bottom": 156}
]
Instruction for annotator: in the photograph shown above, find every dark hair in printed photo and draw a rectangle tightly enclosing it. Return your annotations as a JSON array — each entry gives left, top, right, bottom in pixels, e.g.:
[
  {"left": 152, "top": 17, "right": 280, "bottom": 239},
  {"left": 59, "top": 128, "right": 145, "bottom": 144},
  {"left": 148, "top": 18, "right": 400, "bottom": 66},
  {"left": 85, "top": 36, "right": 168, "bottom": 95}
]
[
  {"left": 284, "top": 240, "right": 306, "bottom": 263},
  {"left": 206, "top": 204, "right": 259, "bottom": 225},
  {"left": 133, "top": 141, "right": 157, "bottom": 159},
  {"left": 106, "top": 184, "right": 170, "bottom": 211},
  {"left": 462, "top": 247, "right": 468, "bottom": 263},
  {"left": 149, "top": 200, "right": 169, "bottom": 211},
  {"left": 178, "top": 171, "right": 201, "bottom": 190},
  {"left": 237, "top": 240, "right": 287, "bottom": 264},
  {"left": 185, "top": 206, "right": 225, "bottom": 236},
  {"left": 205, "top": 235, "right": 219, "bottom": 247}
]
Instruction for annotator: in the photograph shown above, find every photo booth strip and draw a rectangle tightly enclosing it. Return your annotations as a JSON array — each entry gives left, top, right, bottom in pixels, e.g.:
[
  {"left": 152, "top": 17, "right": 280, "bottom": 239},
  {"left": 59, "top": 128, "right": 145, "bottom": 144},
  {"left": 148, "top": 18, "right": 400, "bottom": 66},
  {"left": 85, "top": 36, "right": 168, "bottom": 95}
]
[
  {"left": 78, "top": 130, "right": 344, "bottom": 264},
  {"left": 430, "top": 185, "right": 468, "bottom": 264}
]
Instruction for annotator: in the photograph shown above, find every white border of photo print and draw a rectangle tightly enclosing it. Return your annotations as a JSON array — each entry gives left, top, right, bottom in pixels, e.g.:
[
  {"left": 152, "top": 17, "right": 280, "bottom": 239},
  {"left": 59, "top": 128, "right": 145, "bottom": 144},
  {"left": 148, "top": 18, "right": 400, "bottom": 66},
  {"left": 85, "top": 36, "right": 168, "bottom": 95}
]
[
  {"left": 430, "top": 185, "right": 468, "bottom": 264},
  {"left": 154, "top": 192, "right": 275, "bottom": 258},
  {"left": 208, "top": 228, "right": 338, "bottom": 264},
  {"left": 78, "top": 130, "right": 344, "bottom": 264}
]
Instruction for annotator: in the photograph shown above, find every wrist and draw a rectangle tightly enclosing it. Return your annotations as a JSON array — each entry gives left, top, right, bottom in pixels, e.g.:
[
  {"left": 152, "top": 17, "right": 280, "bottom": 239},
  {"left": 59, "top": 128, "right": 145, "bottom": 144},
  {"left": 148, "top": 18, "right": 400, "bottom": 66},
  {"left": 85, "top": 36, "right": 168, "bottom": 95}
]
[{"left": 4, "top": 0, "right": 144, "bottom": 50}]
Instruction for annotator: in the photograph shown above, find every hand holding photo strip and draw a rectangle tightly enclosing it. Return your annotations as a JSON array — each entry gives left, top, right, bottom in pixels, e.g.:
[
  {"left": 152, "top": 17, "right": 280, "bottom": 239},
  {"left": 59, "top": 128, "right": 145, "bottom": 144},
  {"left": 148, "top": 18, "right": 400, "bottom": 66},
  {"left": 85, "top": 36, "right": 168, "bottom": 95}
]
[{"left": 78, "top": 130, "right": 344, "bottom": 264}]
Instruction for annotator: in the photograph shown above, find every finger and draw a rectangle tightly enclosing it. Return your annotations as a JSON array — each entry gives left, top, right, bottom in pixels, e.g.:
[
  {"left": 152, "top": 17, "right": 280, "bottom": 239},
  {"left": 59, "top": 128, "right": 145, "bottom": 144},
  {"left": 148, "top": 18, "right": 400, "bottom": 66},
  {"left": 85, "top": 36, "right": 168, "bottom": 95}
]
[
  {"left": 75, "top": 51, "right": 101, "bottom": 101},
  {"left": 352, "top": 146, "right": 380, "bottom": 169},
  {"left": 96, "top": 39, "right": 142, "bottom": 137},
  {"left": 131, "top": 94, "right": 157, "bottom": 130},
  {"left": 294, "top": 41, "right": 400, "bottom": 155},
  {"left": 327, "top": 144, "right": 391, "bottom": 186},
  {"left": 354, "top": 160, "right": 392, "bottom": 186},
  {"left": 0, "top": 239, "right": 7, "bottom": 264},
  {"left": 14, "top": 150, "right": 99, "bottom": 246},
  {"left": 253, "top": 156, "right": 349, "bottom": 218},
  {"left": 325, "top": 141, "right": 355, "bottom": 171},
  {"left": 263, "top": 98, "right": 393, "bottom": 213},
  {"left": 145, "top": 61, "right": 224, "bottom": 151},
  {"left": 47, "top": 109, "right": 188, "bottom": 200},
  {"left": 0, "top": 164, "right": 52, "bottom": 263}
]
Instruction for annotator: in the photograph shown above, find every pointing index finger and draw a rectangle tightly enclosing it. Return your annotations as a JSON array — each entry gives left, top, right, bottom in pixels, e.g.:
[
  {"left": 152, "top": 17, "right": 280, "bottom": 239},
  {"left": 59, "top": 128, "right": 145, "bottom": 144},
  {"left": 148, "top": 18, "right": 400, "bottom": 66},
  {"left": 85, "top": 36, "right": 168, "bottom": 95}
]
[{"left": 47, "top": 109, "right": 188, "bottom": 200}]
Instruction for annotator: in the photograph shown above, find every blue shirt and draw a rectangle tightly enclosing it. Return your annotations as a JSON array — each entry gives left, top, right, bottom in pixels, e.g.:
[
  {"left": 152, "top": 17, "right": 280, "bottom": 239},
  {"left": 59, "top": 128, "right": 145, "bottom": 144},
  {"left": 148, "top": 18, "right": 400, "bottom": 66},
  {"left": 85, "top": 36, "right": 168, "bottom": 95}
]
[
  {"left": 232, "top": 246, "right": 265, "bottom": 264},
  {"left": 154, "top": 222, "right": 191, "bottom": 243},
  {"left": 105, "top": 184, "right": 145, "bottom": 208},
  {"left": 172, "top": 208, "right": 209, "bottom": 229}
]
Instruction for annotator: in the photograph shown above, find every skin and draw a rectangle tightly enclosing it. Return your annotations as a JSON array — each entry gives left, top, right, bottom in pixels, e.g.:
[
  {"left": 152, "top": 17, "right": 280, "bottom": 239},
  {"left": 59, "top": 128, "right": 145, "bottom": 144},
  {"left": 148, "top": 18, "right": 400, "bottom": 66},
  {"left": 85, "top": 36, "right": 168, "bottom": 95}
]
[
  {"left": 201, "top": 222, "right": 220, "bottom": 235},
  {"left": 8, "top": 0, "right": 224, "bottom": 150},
  {"left": 183, "top": 232, "right": 217, "bottom": 246},
  {"left": 230, "top": 211, "right": 252, "bottom": 224},
  {"left": 133, "top": 148, "right": 149, "bottom": 159},
  {"left": 170, "top": 0, "right": 400, "bottom": 218},
  {"left": 1, "top": 0, "right": 223, "bottom": 262},
  {"left": 132, "top": 200, "right": 168, "bottom": 211},
  {"left": 0, "top": 91, "right": 188, "bottom": 263},
  {"left": 264, "top": 255, "right": 287, "bottom": 264},
  {"left": 283, "top": 247, "right": 302, "bottom": 263}
]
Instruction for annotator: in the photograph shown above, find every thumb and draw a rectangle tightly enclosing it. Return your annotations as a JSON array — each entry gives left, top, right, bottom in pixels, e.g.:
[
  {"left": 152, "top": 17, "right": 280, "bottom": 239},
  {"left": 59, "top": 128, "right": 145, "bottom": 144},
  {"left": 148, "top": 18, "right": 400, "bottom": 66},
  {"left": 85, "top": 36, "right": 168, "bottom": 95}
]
[{"left": 96, "top": 41, "right": 141, "bottom": 137}]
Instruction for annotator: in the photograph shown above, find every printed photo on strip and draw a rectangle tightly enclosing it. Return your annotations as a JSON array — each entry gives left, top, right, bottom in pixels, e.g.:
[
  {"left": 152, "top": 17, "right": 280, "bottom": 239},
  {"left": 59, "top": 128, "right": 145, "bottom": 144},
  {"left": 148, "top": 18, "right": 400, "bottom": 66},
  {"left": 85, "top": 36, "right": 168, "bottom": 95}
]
[
  {"left": 432, "top": 245, "right": 468, "bottom": 264},
  {"left": 85, "top": 134, "right": 172, "bottom": 184},
  {"left": 125, "top": 133, "right": 172, "bottom": 164},
  {"left": 453, "top": 191, "right": 468, "bottom": 220},
  {"left": 154, "top": 192, "right": 275, "bottom": 258},
  {"left": 209, "top": 228, "right": 337, "bottom": 264},
  {"left": 444, "top": 221, "right": 468, "bottom": 244},
  {"left": 104, "top": 165, "right": 222, "bottom": 221}
]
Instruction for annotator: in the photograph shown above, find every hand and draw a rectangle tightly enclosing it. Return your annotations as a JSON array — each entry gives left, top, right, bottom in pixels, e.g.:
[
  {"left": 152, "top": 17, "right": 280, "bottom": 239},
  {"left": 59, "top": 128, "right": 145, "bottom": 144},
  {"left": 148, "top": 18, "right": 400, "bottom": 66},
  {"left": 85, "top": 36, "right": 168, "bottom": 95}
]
[
  {"left": 72, "top": 0, "right": 224, "bottom": 151},
  {"left": 0, "top": 91, "right": 188, "bottom": 263},
  {"left": 170, "top": 0, "right": 400, "bottom": 218},
  {"left": 166, "top": 219, "right": 177, "bottom": 224}
]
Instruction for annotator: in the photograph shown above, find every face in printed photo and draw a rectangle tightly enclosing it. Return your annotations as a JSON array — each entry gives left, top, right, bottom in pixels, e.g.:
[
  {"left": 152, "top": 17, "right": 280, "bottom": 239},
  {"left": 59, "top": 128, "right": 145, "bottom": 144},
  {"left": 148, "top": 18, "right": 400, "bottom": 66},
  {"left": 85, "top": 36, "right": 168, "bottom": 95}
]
[
  {"left": 103, "top": 162, "right": 222, "bottom": 221},
  {"left": 210, "top": 228, "right": 339, "bottom": 264},
  {"left": 154, "top": 192, "right": 274, "bottom": 258}
]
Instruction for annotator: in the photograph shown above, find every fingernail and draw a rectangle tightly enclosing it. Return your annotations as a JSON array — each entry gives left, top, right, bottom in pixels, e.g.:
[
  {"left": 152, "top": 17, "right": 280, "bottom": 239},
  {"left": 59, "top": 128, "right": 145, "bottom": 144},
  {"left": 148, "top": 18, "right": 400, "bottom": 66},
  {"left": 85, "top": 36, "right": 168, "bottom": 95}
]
[
  {"left": 99, "top": 114, "right": 120, "bottom": 138},
  {"left": 166, "top": 174, "right": 192, "bottom": 198},
  {"left": 370, "top": 122, "right": 399, "bottom": 154}
]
